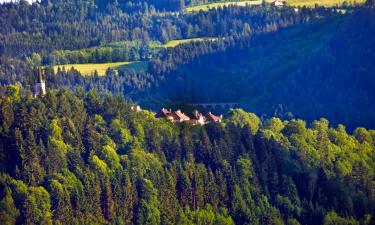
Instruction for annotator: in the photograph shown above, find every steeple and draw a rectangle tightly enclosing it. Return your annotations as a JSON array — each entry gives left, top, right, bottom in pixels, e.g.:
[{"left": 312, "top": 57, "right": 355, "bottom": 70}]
[
  {"left": 38, "top": 67, "right": 43, "bottom": 83},
  {"left": 35, "top": 67, "right": 46, "bottom": 97}
]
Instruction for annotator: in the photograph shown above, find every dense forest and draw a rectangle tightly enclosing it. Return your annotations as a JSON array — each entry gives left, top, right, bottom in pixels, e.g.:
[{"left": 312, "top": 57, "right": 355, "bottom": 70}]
[
  {"left": 0, "top": 86, "right": 374, "bottom": 225},
  {"left": 0, "top": 1, "right": 375, "bottom": 224},
  {"left": 0, "top": 0, "right": 336, "bottom": 59}
]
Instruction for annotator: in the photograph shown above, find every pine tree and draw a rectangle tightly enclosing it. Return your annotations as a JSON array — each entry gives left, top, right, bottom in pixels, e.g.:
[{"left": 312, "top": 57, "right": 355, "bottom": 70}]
[
  {"left": 0, "top": 188, "right": 20, "bottom": 225},
  {"left": 136, "top": 178, "right": 161, "bottom": 225}
]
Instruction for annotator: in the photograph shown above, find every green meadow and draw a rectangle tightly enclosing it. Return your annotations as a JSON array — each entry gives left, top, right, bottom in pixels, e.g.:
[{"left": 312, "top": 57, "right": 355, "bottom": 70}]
[
  {"left": 53, "top": 61, "right": 148, "bottom": 76},
  {"left": 185, "top": 1, "right": 261, "bottom": 12},
  {"left": 286, "top": 0, "right": 364, "bottom": 7},
  {"left": 185, "top": 0, "right": 365, "bottom": 12},
  {"left": 52, "top": 38, "right": 219, "bottom": 76},
  {"left": 158, "top": 38, "right": 219, "bottom": 48}
]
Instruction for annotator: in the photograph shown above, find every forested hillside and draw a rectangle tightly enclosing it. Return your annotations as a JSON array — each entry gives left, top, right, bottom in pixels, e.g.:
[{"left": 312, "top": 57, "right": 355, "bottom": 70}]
[
  {"left": 0, "top": 86, "right": 374, "bottom": 225},
  {"left": 1, "top": 0, "right": 373, "bottom": 131},
  {"left": 0, "top": 1, "right": 375, "bottom": 224},
  {"left": 147, "top": 7, "right": 375, "bottom": 131}
]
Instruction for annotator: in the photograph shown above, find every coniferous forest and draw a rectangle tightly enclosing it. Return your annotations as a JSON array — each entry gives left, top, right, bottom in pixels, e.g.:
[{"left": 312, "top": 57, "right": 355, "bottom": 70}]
[{"left": 0, "top": 0, "right": 374, "bottom": 224}]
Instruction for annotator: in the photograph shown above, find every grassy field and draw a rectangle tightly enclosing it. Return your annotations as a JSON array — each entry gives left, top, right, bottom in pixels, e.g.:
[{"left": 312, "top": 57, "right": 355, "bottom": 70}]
[
  {"left": 52, "top": 37, "right": 220, "bottom": 76},
  {"left": 160, "top": 38, "right": 219, "bottom": 48},
  {"left": 185, "top": 0, "right": 364, "bottom": 11},
  {"left": 286, "top": 0, "right": 364, "bottom": 7},
  {"left": 53, "top": 61, "right": 147, "bottom": 76},
  {"left": 185, "top": 1, "right": 261, "bottom": 12}
]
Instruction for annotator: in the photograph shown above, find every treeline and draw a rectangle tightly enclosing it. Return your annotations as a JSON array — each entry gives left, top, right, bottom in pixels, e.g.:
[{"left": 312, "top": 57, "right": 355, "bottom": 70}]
[
  {"left": 94, "top": 0, "right": 250, "bottom": 11},
  {"left": 0, "top": 0, "right": 339, "bottom": 60},
  {"left": 46, "top": 41, "right": 159, "bottom": 65},
  {"left": 0, "top": 86, "right": 374, "bottom": 224}
]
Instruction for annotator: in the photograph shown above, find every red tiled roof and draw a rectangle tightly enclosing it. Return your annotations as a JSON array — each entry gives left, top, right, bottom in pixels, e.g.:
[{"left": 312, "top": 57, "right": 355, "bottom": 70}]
[
  {"left": 155, "top": 108, "right": 172, "bottom": 118},
  {"left": 206, "top": 112, "right": 222, "bottom": 122},
  {"left": 191, "top": 110, "right": 206, "bottom": 120},
  {"left": 174, "top": 110, "right": 190, "bottom": 121}
]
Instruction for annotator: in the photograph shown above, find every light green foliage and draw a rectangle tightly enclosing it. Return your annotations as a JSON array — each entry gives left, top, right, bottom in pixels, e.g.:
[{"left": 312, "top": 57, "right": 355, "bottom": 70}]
[
  {"left": 110, "top": 119, "right": 133, "bottom": 147},
  {"left": 281, "top": 118, "right": 375, "bottom": 181},
  {"left": 90, "top": 155, "right": 109, "bottom": 174},
  {"left": 283, "top": 119, "right": 319, "bottom": 164},
  {"left": 262, "top": 117, "right": 285, "bottom": 142},
  {"left": 313, "top": 119, "right": 338, "bottom": 173},
  {"left": 53, "top": 169, "right": 84, "bottom": 203},
  {"left": 9, "top": 179, "right": 28, "bottom": 203},
  {"left": 0, "top": 96, "right": 14, "bottom": 134},
  {"left": 235, "top": 158, "right": 254, "bottom": 184},
  {"left": 102, "top": 144, "right": 121, "bottom": 170},
  {"left": 137, "top": 178, "right": 161, "bottom": 225},
  {"left": 53, "top": 61, "right": 145, "bottom": 76},
  {"left": 0, "top": 188, "right": 20, "bottom": 225},
  {"left": 51, "top": 119, "right": 63, "bottom": 140},
  {"left": 94, "top": 114, "right": 107, "bottom": 131},
  {"left": 129, "top": 149, "right": 163, "bottom": 178},
  {"left": 287, "top": 0, "right": 365, "bottom": 7},
  {"left": 275, "top": 195, "right": 301, "bottom": 218},
  {"left": 185, "top": 1, "right": 262, "bottom": 12},
  {"left": 175, "top": 208, "right": 191, "bottom": 225},
  {"left": 28, "top": 53, "right": 42, "bottom": 66},
  {"left": 48, "top": 179, "right": 72, "bottom": 223},
  {"left": 287, "top": 218, "right": 301, "bottom": 225},
  {"left": 232, "top": 184, "right": 253, "bottom": 223},
  {"left": 49, "top": 137, "right": 69, "bottom": 155},
  {"left": 226, "top": 109, "right": 260, "bottom": 134},
  {"left": 160, "top": 38, "right": 219, "bottom": 48},
  {"left": 194, "top": 205, "right": 215, "bottom": 225},
  {"left": 0, "top": 87, "right": 374, "bottom": 225},
  {"left": 354, "top": 127, "right": 373, "bottom": 144},
  {"left": 323, "top": 211, "right": 359, "bottom": 225},
  {"left": 5, "top": 85, "right": 21, "bottom": 103},
  {"left": 185, "top": 0, "right": 365, "bottom": 12},
  {"left": 24, "top": 187, "right": 53, "bottom": 225},
  {"left": 214, "top": 208, "right": 235, "bottom": 225},
  {"left": 182, "top": 205, "right": 234, "bottom": 225},
  {"left": 48, "top": 118, "right": 70, "bottom": 173},
  {"left": 131, "top": 122, "right": 146, "bottom": 148}
]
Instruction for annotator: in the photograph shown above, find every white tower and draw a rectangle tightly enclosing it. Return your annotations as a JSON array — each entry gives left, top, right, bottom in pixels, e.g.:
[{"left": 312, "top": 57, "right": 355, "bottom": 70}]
[{"left": 35, "top": 68, "right": 46, "bottom": 96}]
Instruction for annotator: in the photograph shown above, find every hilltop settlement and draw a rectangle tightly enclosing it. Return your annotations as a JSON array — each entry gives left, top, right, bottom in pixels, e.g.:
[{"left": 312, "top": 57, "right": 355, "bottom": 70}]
[
  {"left": 34, "top": 74, "right": 221, "bottom": 126},
  {"left": 155, "top": 108, "right": 222, "bottom": 125},
  {"left": 131, "top": 106, "right": 223, "bottom": 125}
]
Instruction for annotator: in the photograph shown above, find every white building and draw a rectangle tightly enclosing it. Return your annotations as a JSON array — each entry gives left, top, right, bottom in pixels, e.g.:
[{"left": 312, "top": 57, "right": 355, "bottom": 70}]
[{"left": 270, "top": 0, "right": 285, "bottom": 7}]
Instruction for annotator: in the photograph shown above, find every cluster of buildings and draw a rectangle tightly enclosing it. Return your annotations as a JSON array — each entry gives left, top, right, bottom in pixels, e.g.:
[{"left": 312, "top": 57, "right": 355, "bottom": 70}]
[
  {"left": 131, "top": 106, "right": 223, "bottom": 126},
  {"left": 154, "top": 108, "right": 222, "bottom": 126}
]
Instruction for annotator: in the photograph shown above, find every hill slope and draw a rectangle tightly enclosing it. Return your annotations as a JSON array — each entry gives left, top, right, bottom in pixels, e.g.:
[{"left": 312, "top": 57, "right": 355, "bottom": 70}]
[
  {"left": 0, "top": 87, "right": 374, "bottom": 224},
  {"left": 145, "top": 9, "right": 375, "bottom": 131}
]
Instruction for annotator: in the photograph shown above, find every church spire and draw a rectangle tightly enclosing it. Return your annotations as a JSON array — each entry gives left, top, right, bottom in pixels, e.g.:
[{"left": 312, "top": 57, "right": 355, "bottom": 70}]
[{"left": 35, "top": 67, "right": 46, "bottom": 97}]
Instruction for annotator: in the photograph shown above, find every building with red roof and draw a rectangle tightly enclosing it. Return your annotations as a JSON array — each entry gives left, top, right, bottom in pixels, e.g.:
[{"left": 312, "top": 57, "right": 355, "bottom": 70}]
[{"left": 205, "top": 112, "right": 223, "bottom": 123}]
